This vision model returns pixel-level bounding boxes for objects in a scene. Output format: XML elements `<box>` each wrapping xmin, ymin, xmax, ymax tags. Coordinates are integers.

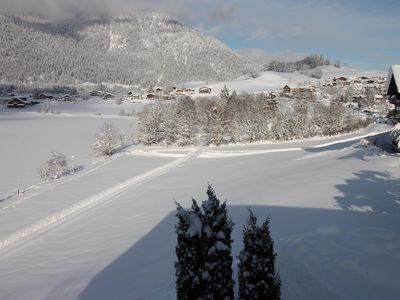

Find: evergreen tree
<box><xmin>201</xmin><ymin>185</ymin><xmax>235</xmax><ymax>299</ymax></box>
<box><xmin>238</xmin><ymin>210</ymin><xmax>281</xmax><ymax>300</ymax></box>
<box><xmin>175</xmin><ymin>200</ymin><xmax>205</xmax><ymax>300</ymax></box>
<box><xmin>175</xmin><ymin>185</ymin><xmax>235</xmax><ymax>300</ymax></box>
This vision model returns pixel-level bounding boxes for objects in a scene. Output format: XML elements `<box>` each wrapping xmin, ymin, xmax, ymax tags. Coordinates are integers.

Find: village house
<box><xmin>90</xmin><ymin>90</ymin><xmax>102</xmax><ymax>97</ymax></box>
<box><xmin>184</xmin><ymin>88</ymin><xmax>195</xmax><ymax>94</ymax></box>
<box><xmin>38</xmin><ymin>93</ymin><xmax>54</xmax><ymax>100</ymax></box>
<box><xmin>7</xmin><ymin>97</ymin><xmax>31</xmax><ymax>108</ymax></box>
<box><xmin>282</xmin><ymin>85</ymin><xmax>291</xmax><ymax>94</ymax></box>
<box><xmin>162</xmin><ymin>94</ymin><xmax>176</xmax><ymax>100</ymax></box>
<box><xmin>146</xmin><ymin>93</ymin><xmax>156</xmax><ymax>100</ymax></box>
<box><xmin>199</xmin><ymin>86</ymin><xmax>212</xmax><ymax>94</ymax></box>
<box><xmin>268</xmin><ymin>92</ymin><xmax>277</xmax><ymax>99</ymax></box>
<box><xmin>175</xmin><ymin>88</ymin><xmax>185</xmax><ymax>95</ymax></box>
<box><xmin>103</xmin><ymin>93</ymin><xmax>115</xmax><ymax>100</ymax></box>
<box><xmin>61</xmin><ymin>94</ymin><xmax>74</xmax><ymax>102</ymax></box>
<box><xmin>128</xmin><ymin>94</ymin><xmax>141</xmax><ymax>101</ymax></box>
<box><xmin>336</xmin><ymin>76</ymin><xmax>348</xmax><ymax>81</ymax></box>
<box><xmin>291</xmin><ymin>87</ymin><xmax>316</xmax><ymax>100</ymax></box>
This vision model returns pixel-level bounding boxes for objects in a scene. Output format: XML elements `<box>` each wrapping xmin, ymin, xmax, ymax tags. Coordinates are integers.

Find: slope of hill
<box><xmin>186</xmin><ymin>66</ymin><xmax>387</xmax><ymax>96</ymax></box>
<box><xmin>0</xmin><ymin>12</ymin><xmax>257</xmax><ymax>86</ymax></box>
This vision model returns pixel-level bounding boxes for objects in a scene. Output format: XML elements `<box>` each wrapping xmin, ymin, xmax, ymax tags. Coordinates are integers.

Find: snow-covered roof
<box><xmin>8</xmin><ymin>97</ymin><xmax>31</xmax><ymax>104</ymax></box>
<box><xmin>387</xmin><ymin>65</ymin><xmax>400</xmax><ymax>95</ymax></box>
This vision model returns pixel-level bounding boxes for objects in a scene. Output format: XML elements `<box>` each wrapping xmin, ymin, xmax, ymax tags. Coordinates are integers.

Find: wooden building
<box><xmin>184</xmin><ymin>88</ymin><xmax>195</xmax><ymax>94</ymax></box>
<box><xmin>7</xmin><ymin>97</ymin><xmax>31</xmax><ymax>108</ymax></box>
<box><xmin>199</xmin><ymin>87</ymin><xmax>212</xmax><ymax>94</ymax></box>
<box><xmin>387</xmin><ymin>65</ymin><xmax>400</xmax><ymax>119</ymax></box>
<box><xmin>282</xmin><ymin>85</ymin><xmax>291</xmax><ymax>94</ymax></box>
<box><xmin>103</xmin><ymin>93</ymin><xmax>115</xmax><ymax>100</ymax></box>
<box><xmin>146</xmin><ymin>93</ymin><xmax>156</xmax><ymax>100</ymax></box>
<box><xmin>90</xmin><ymin>90</ymin><xmax>102</xmax><ymax>97</ymax></box>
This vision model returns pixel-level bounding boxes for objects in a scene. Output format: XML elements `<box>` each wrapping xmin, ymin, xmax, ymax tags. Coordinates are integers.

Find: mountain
<box><xmin>0</xmin><ymin>12</ymin><xmax>258</xmax><ymax>87</ymax></box>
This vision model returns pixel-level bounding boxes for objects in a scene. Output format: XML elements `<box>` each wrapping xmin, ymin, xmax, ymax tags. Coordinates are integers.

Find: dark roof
<box><xmin>387</xmin><ymin>65</ymin><xmax>400</xmax><ymax>95</ymax></box>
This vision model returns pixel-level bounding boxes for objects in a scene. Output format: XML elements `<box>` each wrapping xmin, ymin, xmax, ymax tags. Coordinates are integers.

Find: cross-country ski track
<box><xmin>0</xmin><ymin>147</ymin><xmax>201</xmax><ymax>252</ymax></box>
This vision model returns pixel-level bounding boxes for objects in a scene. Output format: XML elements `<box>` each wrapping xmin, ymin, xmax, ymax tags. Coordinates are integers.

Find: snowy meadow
<box><xmin>0</xmin><ymin>74</ymin><xmax>399</xmax><ymax>300</ymax></box>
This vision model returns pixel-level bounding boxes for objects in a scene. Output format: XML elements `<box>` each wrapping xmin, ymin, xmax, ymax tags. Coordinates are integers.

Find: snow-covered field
<box><xmin>0</xmin><ymin>96</ymin><xmax>399</xmax><ymax>299</ymax></box>
<box><xmin>0</xmin><ymin>99</ymin><xmax>140</xmax><ymax>200</ymax></box>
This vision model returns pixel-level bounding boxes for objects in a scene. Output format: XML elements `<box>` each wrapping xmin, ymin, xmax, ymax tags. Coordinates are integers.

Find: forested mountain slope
<box><xmin>0</xmin><ymin>12</ymin><xmax>257</xmax><ymax>86</ymax></box>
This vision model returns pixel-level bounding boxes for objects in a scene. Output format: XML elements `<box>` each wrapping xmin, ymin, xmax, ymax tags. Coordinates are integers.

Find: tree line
<box><xmin>137</xmin><ymin>89</ymin><xmax>370</xmax><ymax>146</ymax></box>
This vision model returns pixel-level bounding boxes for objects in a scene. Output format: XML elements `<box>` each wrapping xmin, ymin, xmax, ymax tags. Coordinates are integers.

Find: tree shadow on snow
<box><xmin>334</xmin><ymin>170</ymin><xmax>400</xmax><ymax>215</ymax></box>
<box><xmin>78</xmin><ymin>202</ymin><xmax>400</xmax><ymax>300</ymax></box>
<box><xmin>303</xmin><ymin>132</ymin><xmax>398</xmax><ymax>161</ymax></box>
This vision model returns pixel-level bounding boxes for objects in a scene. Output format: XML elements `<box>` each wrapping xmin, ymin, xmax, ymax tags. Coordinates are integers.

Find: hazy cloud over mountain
<box><xmin>237</xmin><ymin>48</ymin><xmax>309</xmax><ymax>64</ymax></box>
<box><xmin>0</xmin><ymin>0</ymin><xmax>192</xmax><ymax>19</ymax></box>
<box><xmin>0</xmin><ymin>0</ymin><xmax>399</xmax><ymax>69</ymax></box>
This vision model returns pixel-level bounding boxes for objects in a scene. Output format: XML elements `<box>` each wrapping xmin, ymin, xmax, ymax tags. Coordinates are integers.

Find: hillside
<box><xmin>185</xmin><ymin>66</ymin><xmax>387</xmax><ymax>96</ymax></box>
<box><xmin>0</xmin><ymin>12</ymin><xmax>257</xmax><ymax>86</ymax></box>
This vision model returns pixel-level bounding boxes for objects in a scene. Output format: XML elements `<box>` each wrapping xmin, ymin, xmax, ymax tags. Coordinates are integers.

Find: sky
<box><xmin>0</xmin><ymin>0</ymin><xmax>399</xmax><ymax>70</ymax></box>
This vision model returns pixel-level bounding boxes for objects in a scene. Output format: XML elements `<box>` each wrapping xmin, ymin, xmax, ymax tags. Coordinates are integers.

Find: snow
<box><xmin>0</xmin><ymin>86</ymin><xmax>399</xmax><ymax>299</ymax></box>
<box><xmin>187</xmin><ymin>213</ymin><xmax>203</xmax><ymax>237</ymax></box>
<box><xmin>185</xmin><ymin>66</ymin><xmax>386</xmax><ymax>96</ymax></box>
<box><xmin>315</xmin><ymin>65</ymin><xmax>386</xmax><ymax>80</ymax></box>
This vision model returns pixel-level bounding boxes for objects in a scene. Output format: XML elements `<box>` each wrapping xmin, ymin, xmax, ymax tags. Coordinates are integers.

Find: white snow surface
<box><xmin>185</xmin><ymin>66</ymin><xmax>386</xmax><ymax>96</ymax></box>
<box><xmin>0</xmin><ymin>95</ymin><xmax>399</xmax><ymax>300</ymax></box>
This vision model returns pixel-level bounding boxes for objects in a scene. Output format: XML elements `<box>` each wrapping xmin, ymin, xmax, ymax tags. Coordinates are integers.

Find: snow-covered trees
<box><xmin>204</xmin><ymin>100</ymin><xmax>229</xmax><ymax>145</ymax></box>
<box><xmin>175</xmin><ymin>201</ymin><xmax>205</xmax><ymax>300</ymax></box>
<box><xmin>138</xmin><ymin>98</ymin><xmax>196</xmax><ymax>146</ymax></box>
<box><xmin>137</xmin><ymin>92</ymin><xmax>369</xmax><ymax>147</ymax></box>
<box><xmin>39</xmin><ymin>152</ymin><xmax>70</xmax><ymax>181</ymax></box>
<box><xmin>201</xmin><ymin>185</ymin><xmax>235</xmax><ymax>299</ymax></box>
<box><xmin>265</xmin><ymin>54</ymin><xmax>330</xmax><ymax>74</ymax></box>
<box><xmin>175</xmin><ymin>185</ymin><xmax>234</xmax><ymax>300</ymax></box>
<box><xmin>238</xmin><ymin>210</ymin><xmax>281</xmax><ymax>300</ymax></box>
<box><xmin>176</xmin><ymin>96</ymin><xmax>197</xmax><ymax>146</ymax></box>
<box><xmin>138</xmin><ymin>102</ymin><xmax>178</xmax><ymax>146</ymax></box>
<box><xmin>220</xmin><ymin>85</ymin><xmax>230</xmax><ymax>100</ymax></box>
<box><xmin>92</xmin><ymin>121</ymin><xmax>118</xmax><ymax>157</ymax></box>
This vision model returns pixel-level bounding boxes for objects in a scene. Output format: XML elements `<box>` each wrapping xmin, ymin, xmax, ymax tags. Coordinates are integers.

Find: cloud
<box><xmin>207</xmin><ymin>1</ymin><xmax>235</xmax><ymax>23</ymax></box>
<box><xmin>0</xmin><ymin>0</ymin><xmax>398</xmax><ymax>69</ymax></box>
<box><xmin>237</xmin><ymin>48</ymin><xmax>309</xmax><ymax>63</ymax></box>
<box><xmin>0</xmin><ymin>0</ymin><xmax>192</xmax><ymax>19</ymax></box>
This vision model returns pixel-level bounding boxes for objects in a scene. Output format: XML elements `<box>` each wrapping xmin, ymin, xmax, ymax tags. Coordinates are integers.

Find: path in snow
<box><xmin>0</xmin><ymin>147</ymin><xmax>201</xmax><ymax>252</ymax></box>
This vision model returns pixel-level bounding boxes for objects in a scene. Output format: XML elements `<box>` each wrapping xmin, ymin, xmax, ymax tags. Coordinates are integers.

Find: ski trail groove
<box><xmin>0</xmin><ymin>152</ymin><xmax>121</xmax><ymax>211</ymax></box>
<box><xmin>0</xmin><ymin>147</ymin><xmax>201</xmax><ymax>252</ymax></box>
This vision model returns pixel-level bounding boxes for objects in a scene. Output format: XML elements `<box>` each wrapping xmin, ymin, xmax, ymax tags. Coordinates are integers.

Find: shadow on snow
<box><xmin>78</xmin><ymin>169</ymin><xmax>400</xmax><ymax>300</ymax></box>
